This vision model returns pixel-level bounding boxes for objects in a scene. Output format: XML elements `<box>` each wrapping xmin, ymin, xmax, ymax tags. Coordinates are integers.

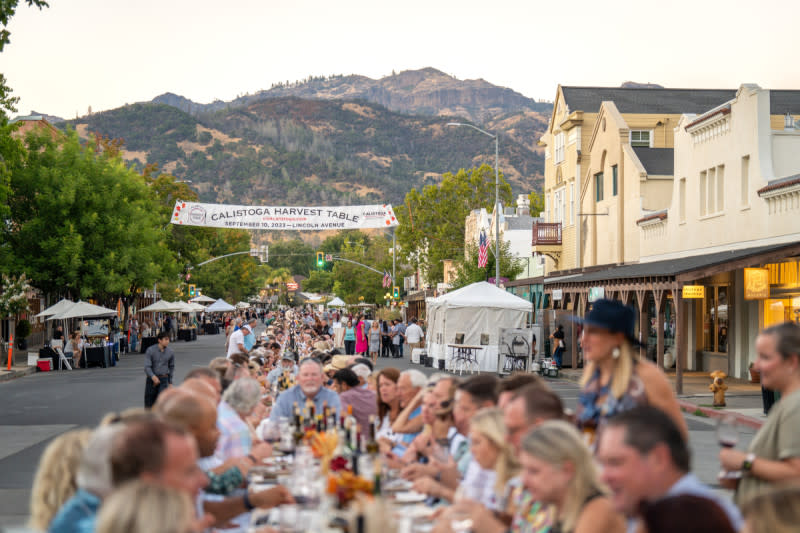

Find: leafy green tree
<box><xmin>265</xmin><ymin>239</ymin><xmax>315</xmax><ymax>277</ymax></box>
<box><xmin>187</xmin><ymin>229</ymin><xmax>262</xmax><ymax>303</ymax></box>
<box><xmin>4</xmin><ymin>129</ymin><xmax>171</xmax><ymax>303</ymax></box>
<box><xmin>395</xmin><ymin>164</ymin><xmax>512</xmax><ymax>285</ymax></box>
<box><xmin>528</xmin><ymin>190</ymin><xmax>544</xmax><ymax>217</ymax></box>
<box><xmin>451</xmin><ymin>240</ymin><xmax>524</xmax><ymax>289</ymax></box>
<box><xmin>302</xmin><ymin>270</ymin><xmax>334</xmax><ymax>293</ymax></box>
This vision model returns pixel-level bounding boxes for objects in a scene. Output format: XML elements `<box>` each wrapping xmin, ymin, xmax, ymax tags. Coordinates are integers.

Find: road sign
<box><xmin>325</xmin><ymin>254</ymin><xmax>333</xmax><ymax>262</ymax></box>
<box><xmin>286</xmin><ymin>282</ymin><xmax>299</xmax><ymax>291</ymax></box>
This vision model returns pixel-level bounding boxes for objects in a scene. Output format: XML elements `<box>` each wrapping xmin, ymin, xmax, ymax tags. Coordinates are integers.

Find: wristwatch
<box><xmin>742</xmin><ymin>453</ymin><xmax>756</xmax><ymax>472</ymax></box>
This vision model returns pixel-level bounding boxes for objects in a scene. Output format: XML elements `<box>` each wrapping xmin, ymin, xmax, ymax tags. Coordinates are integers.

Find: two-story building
<box><xmin>539</xmin><ymin>84</ymin><xmax>800</xmax><ymax>384</ymax></box>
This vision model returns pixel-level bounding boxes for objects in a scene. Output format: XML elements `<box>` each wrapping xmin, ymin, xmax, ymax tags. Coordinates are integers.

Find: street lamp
<box><xmin>447</xmin><ymin>122</ymin><xmax>500</xmax><ymax>287</ymax></box>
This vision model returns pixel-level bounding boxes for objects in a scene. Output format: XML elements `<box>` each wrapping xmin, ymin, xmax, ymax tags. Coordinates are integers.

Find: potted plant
<box><xmin>749</xmin><ymin>361</ymin><xmax>760</xmax><ymax>384</ymax></box>
<box><xmin>15</xmin><ymin>319</ymin><xmax>31</xmax><ymax>350</ymax></box>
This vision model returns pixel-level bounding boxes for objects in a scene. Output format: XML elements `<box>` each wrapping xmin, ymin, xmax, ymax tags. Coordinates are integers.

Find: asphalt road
<box><xmin>0</xmin><ymin>330</ymin><xmax>752</xmax><ymax>528</ymax></box>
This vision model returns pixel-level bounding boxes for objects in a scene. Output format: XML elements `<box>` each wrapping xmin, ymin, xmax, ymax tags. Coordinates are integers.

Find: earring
<box><xmin>612</xmin><ymin>347</ymin><xmax>621</xmax><ymax>359</ymax></box>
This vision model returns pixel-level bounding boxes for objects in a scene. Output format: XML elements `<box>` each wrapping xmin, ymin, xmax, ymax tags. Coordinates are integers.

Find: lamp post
<box><xmin>447</xmin><ymin>122</ymin><xmax>500</xmax><ymax>287</ymax></box>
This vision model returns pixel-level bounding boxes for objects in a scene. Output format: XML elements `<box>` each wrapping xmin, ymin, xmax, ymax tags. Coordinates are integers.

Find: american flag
<box><xmin>478</xmin><ymin>230</ymin><xmax>488</xmax><ymax>267</ymax></box>
<box><xmin>382</xmin><ymin>270</ymin><xmax>392</xmax><ymax>288</ymax></box>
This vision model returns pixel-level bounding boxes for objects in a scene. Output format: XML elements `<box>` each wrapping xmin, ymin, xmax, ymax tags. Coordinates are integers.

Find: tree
<box><xmin>395</xmin><ymin>164</ymin><xmax>513</xmax><ymax>285</ymax></box>
<box><xmin>528</xmin><ymin>190</ymin><xmax>544</xmax><ymax>217</ymax></box>
<box><xmin>4</xmin><ymin>129</ymin><xmax>171</xmax><ymax>302</ymax></box>
<box><xmin>450</xmin><ymin>240</ymin><xmax>524</xmax><ymax>289</ymax></box>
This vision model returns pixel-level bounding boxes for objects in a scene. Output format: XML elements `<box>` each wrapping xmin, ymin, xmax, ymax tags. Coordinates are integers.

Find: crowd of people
<box><xmin>25</xmin><ymin>300</ymin><xmax>800</xmax><ymax>533</ymax></box>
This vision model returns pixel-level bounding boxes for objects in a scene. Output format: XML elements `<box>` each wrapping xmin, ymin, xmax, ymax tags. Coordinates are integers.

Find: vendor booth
<box><xmin>425</xmin><ymin>282</ymin><xmax>532</xmax><ymax>372</ymax></box>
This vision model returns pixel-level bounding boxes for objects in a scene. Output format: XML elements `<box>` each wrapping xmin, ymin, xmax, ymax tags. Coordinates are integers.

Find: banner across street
<box><xmin>171</xmin><ymin>201</ymin><xmax>399</xmax><ymax>230</ymax></box>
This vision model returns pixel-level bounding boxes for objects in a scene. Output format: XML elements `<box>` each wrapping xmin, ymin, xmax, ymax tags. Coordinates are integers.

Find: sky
<box><xmin>3</xmin><ymin>0</ymin><xmax>798</xmax><ymax>119</ymax></box>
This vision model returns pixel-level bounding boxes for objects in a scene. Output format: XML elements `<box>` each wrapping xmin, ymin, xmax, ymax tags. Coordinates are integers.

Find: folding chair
<box><xmin>51</xmin><ymin>340</ymin><xmax>73</xmax><ymax>371</ymax></box>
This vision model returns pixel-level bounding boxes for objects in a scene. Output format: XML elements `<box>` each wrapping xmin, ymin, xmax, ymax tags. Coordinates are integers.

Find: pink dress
<box><xmin>355</xmin><ymin>320</ymin><xmax>368</xmax><ymax>354</ymax></box>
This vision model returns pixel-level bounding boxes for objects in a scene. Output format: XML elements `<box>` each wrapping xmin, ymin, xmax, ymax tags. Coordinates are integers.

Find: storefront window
<box><xmin>703</xmin><ymin>285</ymin><xmax>728</xmax><ymax>353</ymax></box>
<box><xmin>764</xmin><ymin>298</ymin><xmax>800</xmax><ymax>326</ymax></box>
<box><xmin>703</xmin><ymin>286</ymin><xmax>728</xmax><ymax>353</ymax></box>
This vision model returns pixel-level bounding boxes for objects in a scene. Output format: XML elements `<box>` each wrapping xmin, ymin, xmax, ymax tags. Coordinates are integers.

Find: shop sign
<box><xmin>552</xmin><ymin>289</ymin><xmax>563</xmax><ymax>301</ymax></box>
<box><xmin>588</xmin><ymin>287</ymin><xmax>605</xmax><ymax>303</ymax></box>
<box><xmin>744</xmin><ymin>268</ymin><xmax>770</xmax><ymax>300</ymax></box>
<box><xmin>682</xmin><ymin>285</ymin><xmax>705</xmax><ymax>299</ymax></box>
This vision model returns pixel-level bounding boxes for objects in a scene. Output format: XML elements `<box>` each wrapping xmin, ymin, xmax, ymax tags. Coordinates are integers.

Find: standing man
<box><xmin>129</xmin><ymin>315</ymin><xmax>140</xmax><ymax>352</ymax></box>
<box><xmin>550</xmin><ymin>324</ymin><xmax>565</xmax><ymax>369</ymax></box>
<box><xmin>395</xmin><ymin>319</ymin><xmax>407</xmax><ymax>358</ymax></box>
<box><xmin>144</xmin><ymin>331</ymin><xmax>174</xmax><ymax>408</ymax></box>
<box><xmin>405</xmin><ymin>318</ymin><xmax>424</xmax><ymax>356</ymax></box>
<box><xmin>226</xmin><ymin>323</ymin><xmax>249</xmax><ymax>359</ymax></box>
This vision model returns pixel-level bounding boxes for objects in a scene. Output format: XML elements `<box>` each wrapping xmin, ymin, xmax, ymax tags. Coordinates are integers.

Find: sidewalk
<box><xmin>0</xmin><ymin>365</ymin><xmax>36</xmax><ymax>382</ymax></box>
<box><xmin>558</xmin><ymin>368</ymin><xmax>766</xmax><ymax>429</ymax></box>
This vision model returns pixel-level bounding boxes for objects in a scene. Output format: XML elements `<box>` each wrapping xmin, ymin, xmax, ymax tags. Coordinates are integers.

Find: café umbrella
<box><xmin>190</xmin><ymin>294</ymin><xmax>215</xmax><ymax>304</ymax></box>
<box><xmin>205</xmin><ymin>299</ymin><xmax>236</xmax><ymax>313</ymax></box>
<box><xmin>35</xmin><ymin>298</ymin><xmax>76</xmax><ymax>318</ymax></box>
<box><xmin>48</xmin><ymin>301</ymin><xmax>118</xmax><ymax>320</ymax></box>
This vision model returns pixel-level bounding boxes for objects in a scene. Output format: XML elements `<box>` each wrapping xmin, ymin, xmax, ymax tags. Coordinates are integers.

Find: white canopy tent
<box><xmin>327</xmin><ymin>296</ymin><xmax>346</xmax><ymax>307</ymax></box>
<box><xmin>190</xmin><ymin>295</ymin><xmax>216</xmax><ymax>304</ymax></box>
<box><xmin>206</xmin><ymin>299</ymin><xmax>236</xmax><ymax>313</ymax></box>
<box><xmin>35</xmin><ymin>298</ymin><xmax>75</xmax><ymax>318</ymax></box>
<box><xmin>235</xmin><ymin>301</ymin><xmax>251</xmax><ymax>309</ymax></box>
<box><xmin>425</xmin><ymin>282</ymin><xmax>532</xmax><ymax>372</ymax></box>
<box><xmin>139</xmin><ymin>300</ymin><xmax>181</xmax><ymax>313</ymax></box>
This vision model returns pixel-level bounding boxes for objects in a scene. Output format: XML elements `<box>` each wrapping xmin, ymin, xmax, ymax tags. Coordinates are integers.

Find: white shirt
<box><xmin>405</xmin><ymin>323</ymin><xmax>424</xmax><ymax>344</ymax></box>
<box><xmin>226</xmin><ymin>329</ymin><xmax>246</xmax><ymax>358</ymax></box>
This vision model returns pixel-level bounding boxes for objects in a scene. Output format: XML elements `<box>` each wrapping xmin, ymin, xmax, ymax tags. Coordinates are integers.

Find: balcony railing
<box><xmin>532</xmin><ymin>222</ymin><xmax>562</xmax><ymax>246</ymax></box>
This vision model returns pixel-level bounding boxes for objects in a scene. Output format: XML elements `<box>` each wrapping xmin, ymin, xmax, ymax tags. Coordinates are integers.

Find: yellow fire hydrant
<box><xmin>709</xmin><ymin>370</ymin><xmax>728</xmax><ymax>407</ymax></box>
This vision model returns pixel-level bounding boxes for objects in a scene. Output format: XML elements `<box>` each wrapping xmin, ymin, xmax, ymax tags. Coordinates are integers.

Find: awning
<box><xmin>544</xmin><ymin>241</ymin><xmax>800</xmax><ymax>288</ymax></box>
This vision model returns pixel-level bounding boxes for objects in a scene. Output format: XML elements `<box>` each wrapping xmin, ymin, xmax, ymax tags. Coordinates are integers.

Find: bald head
<box><xmin>182</xmin><ymin>378</ymin><xmax>220</xmax><ymax>404</ymax></box>
<box><xmin>155</xmin><ymin>389</ymin><xmax>219</xmax><ymax>458</ymax></box>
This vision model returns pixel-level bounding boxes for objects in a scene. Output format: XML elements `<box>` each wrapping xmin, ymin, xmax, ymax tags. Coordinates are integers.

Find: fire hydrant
<box><xmin>709</xmin><ymin>370</ymin><xmax>728</xmax><ymax>407</ymax></box>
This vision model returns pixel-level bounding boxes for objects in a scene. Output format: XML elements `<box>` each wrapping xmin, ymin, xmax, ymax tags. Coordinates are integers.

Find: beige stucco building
<box><xmin>536</xmin><ymin>86</ymin><xmax>735</xmax><ymax>274</ymax></box>
<box><xmin>538</xmin><ymin>84</ymin><xmax>800</xmax><ymax>383</ymax></box>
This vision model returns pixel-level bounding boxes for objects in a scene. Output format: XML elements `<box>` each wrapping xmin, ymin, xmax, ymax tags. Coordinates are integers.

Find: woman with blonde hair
<box><xmin>468</xmin><ymin>407</ymin><xmax>520</xmax><ymax>511</ymax></box>
<box><xmin>28</xmin><ymin>429</ymin><xmax>92</xmax><ymax>531</ymax></box>
<box><xmin>95</xmin><ymin>480</ymin><xmax>211</xmax><ymax>533</ymax></box>
<box><xmin>575</xmin><ymin>299</ymin><xmax>686</xmax><ymax>443</ymax></box>
<box><xmin>519</xmin><ymin>420</ymin><xmax>624</xmax><ymax>533</ymax></box>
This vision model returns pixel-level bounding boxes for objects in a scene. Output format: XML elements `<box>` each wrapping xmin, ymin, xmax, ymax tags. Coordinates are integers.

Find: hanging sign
<box><xmin>682</xmin><ymin>285</ymin><xmax>705</xmax><ymax>299</ymax></box>
<box><xmin>588</xmin><ymin>287</ymin><xmax>605</xmax><ymax>303</ymax></box>
<box><xmin>744</xmin><ymin>268</ymin><xmax>770</xmax><ymax>300</ymax></box>
<box><xmin>171</xmin><ymin>201</ymin><xmax>398</xmax><ymax>230</ymax></box>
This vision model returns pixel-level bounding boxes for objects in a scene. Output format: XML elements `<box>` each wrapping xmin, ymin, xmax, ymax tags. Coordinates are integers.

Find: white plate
<box><xmin>394</xmin><ymin>491</ymin><xmax>427</xmax><ymax>503</ymax></box>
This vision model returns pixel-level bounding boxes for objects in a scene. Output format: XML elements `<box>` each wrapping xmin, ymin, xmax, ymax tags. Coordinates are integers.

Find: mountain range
<box><xmin>56</xmin><ymin>68</ymin><xmax>552</xmax><ymax>206</ymax></box>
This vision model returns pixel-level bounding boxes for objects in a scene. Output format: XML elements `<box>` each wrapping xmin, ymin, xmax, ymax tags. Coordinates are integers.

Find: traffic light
<box><xmin>188</xmin><ymin>284</ymin><xmax>196</xmax><ymax>297</ymax></box>
<box><xmin>393</xmin><ymin>286</ymin><xmax>400</xmax><ymax>299</ymax></box>
<box><xmin>316</xmin><ymin>251</ymin><xmax>324</xmax><ymax>268</ymax></box>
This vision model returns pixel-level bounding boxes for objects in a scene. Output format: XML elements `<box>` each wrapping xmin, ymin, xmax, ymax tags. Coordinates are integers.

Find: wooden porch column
<box><xmin>673</xmin><ymin>285</ymin><xmax>684</xmax><ymax>395</ymax></box>
<box><xmin>654</xmin><ymin>289</ymin><xmax>665</xmax><ymax>370</ymax></box>
<box><xmin>635</xmin><ymin>288</ymin><xmax>647</xmax><ymax>360</ymax></box>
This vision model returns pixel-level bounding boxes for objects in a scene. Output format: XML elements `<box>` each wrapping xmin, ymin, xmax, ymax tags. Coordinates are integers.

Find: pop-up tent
<box><xmin>206</xmin><ymin>299</ymin><xmax>236</xmax><ymax>313</ymax></box>
<box><xmin>327</xmin><ymin>296</ymin><xmax>346</xmax><ymax>307</ymax></box>
<box><xmin>425</xmin><ymin>282</ymin><xmax>532</xmax><ymax>372</ymax></box>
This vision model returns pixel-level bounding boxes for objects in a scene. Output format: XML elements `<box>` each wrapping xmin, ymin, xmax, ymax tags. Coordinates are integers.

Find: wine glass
<box><xmin>716</xmin><ymin>414</ymin><xmax>739</xmax><ymax>449</ymax></box>
<box><xmin>717</xmin><ymin>414</ymin><xmax>741</xmax><ymax>479</ymax></box>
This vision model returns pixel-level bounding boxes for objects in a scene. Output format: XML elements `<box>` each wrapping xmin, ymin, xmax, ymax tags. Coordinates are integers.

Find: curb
<box><xmin>0</xmin><ymin>366</ymin><xmax>37</xmax><ymax>382</ymax></box>
<box><xmin>555</xmin><ymin>375</ymin><xmax>765</xmax><ymax>430</ymax></box>
<box><xmin>677</xmin><ymin>399</ymin><xmax>764</xmax><ymax>430</ymax></box>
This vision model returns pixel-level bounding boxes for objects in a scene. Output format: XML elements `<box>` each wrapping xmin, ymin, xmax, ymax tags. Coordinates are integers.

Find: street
<box><xmin>0</xmin><ymin>330</ymin><xmax>752</xmax><ymax>527</ymax></box>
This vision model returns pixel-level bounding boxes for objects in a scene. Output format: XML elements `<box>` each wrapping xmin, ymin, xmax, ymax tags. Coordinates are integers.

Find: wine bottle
<box><xmin>293</xmin><ymin>405</ymin><xmax>305</xmax><ymax>446</ymax></box>
<box><xmin>365</xmin><ymin>415</ymin><xmax>380</xmax><ymax>456</ymax></box>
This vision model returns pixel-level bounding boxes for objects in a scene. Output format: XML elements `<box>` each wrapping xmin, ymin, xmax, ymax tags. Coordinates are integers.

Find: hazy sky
<box><xmin>3</xmin><ymin>0</ymin><xmax>797</xmax><ymax>118</ymax></box>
